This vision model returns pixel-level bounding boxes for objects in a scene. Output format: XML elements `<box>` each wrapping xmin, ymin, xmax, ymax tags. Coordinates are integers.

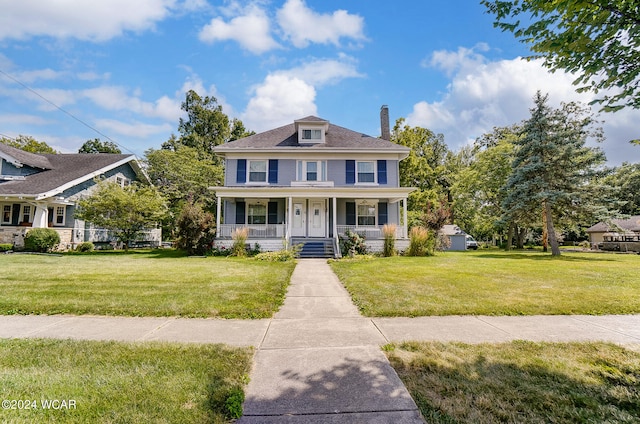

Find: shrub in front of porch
<box><xmin>382</xmin><ymin>224</ymin><xmax>397</xmax><ymax>257</ymax></box>
<box><xmin>231</xmin><ymin>227</ymin><xmax>249</xmax><ymax>257</ymax></box>
<box><xmin>23</xmin><ymin>228</ymin><xmax>61</xmax><ymax>253</ymax></box>
<box><xmin>340</xmin><ymin>229</ymin><xmax>368</xmax><ymax>257</ymax></box>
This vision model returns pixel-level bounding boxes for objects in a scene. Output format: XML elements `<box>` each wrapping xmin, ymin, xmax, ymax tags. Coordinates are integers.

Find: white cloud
<box><xmin>242</xmin><ymin>57</ymin><xmax>364</xmax><ymax>131</ymax></box>
<box><xmin>242</xmin><ymin>74</ymin><xmax>317</xmax><ymax>132</ymax></box>
<box><xmin>95</xmin><ymin>118</ymin><xmax>173</xmax><ymax>138</ymax></box>
<box><xmin>199</xmin><ymin>4</ymin><xmax>279</xmax><ymax>54</ymax></box>
<box><xmin>408</xmin><ymin>47</ymin><xmax>640</xmax><ymax>165</ymax></box>
<box><xmin>276</xmin><ymin>0</ymin><xmax>366</xmax><ymax>48</ymax></box>
<box><xmin>0</xmin><ymin>0</ymin><xmax>177</xmax><ymax>41</ymax></box>
<box><xmin>0</xmin><ymin>114</ymin><xmax>52</xmax><ymax>126</ymax></box>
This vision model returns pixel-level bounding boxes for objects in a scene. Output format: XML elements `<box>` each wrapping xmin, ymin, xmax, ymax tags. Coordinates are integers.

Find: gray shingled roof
<box><xmin>0</xmin><ymin>150</ymin><xmax>137</xmax><ymax>197</ymax></box>
<box><xmin>215</xmin><ymin>117</ymin><xmax>409</xmax><ymax>152</ymax></box>
<box><xmin>586</xmin><ymin>216</ymin><xmax>640</xmax><ymax>233</ymax></box>
<box><xmin>0</xmin><ymin>142</ymin><xmax>52</xmax><ymax>169</ymax></box>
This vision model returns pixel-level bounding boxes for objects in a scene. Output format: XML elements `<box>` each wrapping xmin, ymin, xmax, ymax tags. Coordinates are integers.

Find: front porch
<box><xmin>213</xmin><ymin>186</ymin><xmax>413</xmax><ymax>256</ymax></box>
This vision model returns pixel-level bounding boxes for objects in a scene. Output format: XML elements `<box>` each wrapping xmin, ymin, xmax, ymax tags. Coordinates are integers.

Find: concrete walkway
<box><xmin>2</xmin><ymin>259</ymin><xmax>640</xmax><ymax>422</ymax></box>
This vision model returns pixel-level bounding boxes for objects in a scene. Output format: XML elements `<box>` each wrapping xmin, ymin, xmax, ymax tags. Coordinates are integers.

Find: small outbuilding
<box><xmin>440</xmin><ymin>224</ymin><xmax>468</xmax><ymax>251</ymax></box>
<box><xmin>586</xmin><ymin>216</ymin><xmax>640</xmax><ymax>245</ymax></box>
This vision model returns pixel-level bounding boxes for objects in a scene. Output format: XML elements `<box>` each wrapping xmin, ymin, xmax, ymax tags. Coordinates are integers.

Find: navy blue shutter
<box><xmin>377</xmin><ymin>160</ymin><xmax>387</xmax><ymax>184</ymax></box>
<box><xmin>268</xmin><ymin>160</ymin><xmax>278</xmax><ymax>184</ymax></box>
<box><xmin>236</xmin><ymin>159</ymin><xmax>246</xmax><ymax>183</ymax></box>
<box><xmin>235</xmin><ymin>201</ymin><xmax>245</xmax><ymax>224</ymax></box>
<box><xmin>346</xmin><ymin>202</ymin><xmax>356</xmax><ymax>225</ymax></box>
<box><xmin>346</xmin><ymin>160</ymin><xmax>356</xmax><ymax>184</ymax></box>
<box><xmin>268</xmin><ymin>201</ymin><xmax>278</xmax><ymax>224</ymax></box>
<box><xmin>378</xmin><ymin>202</ymin><xmax>388</xmax><ymax>225</ymax></box>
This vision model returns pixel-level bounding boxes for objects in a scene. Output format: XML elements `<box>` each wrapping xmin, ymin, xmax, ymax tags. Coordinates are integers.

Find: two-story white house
<box><xmin>212</xmin><ymin>107</ymin><xmax>414</xmax><ymax>257</ymax></box>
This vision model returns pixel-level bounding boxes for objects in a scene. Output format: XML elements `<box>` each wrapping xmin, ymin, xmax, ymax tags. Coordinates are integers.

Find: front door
<box><xmin>308</xmin><ymin>200</ymin><xmax>326</xmax><ymax>237</ymax></box>
<box><xmin>291</xmin><ymin>202</ymin><xmax>305</xmax><ymax>237</ymax></box>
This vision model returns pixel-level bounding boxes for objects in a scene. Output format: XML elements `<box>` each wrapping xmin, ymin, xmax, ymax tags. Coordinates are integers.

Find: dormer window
<box><xmin>295</xmin><ymin>118</ymin><xmax>329</xmax><ymax>144</ymax></box>
<box><xmin>302</xmin><ymin>129</ymin><xmax>322</xmax><ymax>141</ymax></box>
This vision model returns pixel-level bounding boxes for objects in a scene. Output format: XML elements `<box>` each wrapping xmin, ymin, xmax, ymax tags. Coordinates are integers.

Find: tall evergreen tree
<box><xmin>502</xmin><ymin>92</ymin><xmax>607</xmax><ymax>256</ymax></box>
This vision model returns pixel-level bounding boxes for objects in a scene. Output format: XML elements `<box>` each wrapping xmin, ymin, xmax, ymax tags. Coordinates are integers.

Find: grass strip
<box><xmin>330</xmin><ymin>251</ymin><xmax>640</xmax><ymax>316</ymax></box>
<box><xmin>386</xmin><ymin>341</ymin><xmax>640</xmax><ymax>423</ymax></box>
<box><xmin>0</xmin><ymin>250</ymin><xmax>296</xmax><ymax>318</ymax></box>
<box><xmin>0</xmin><ymin>338</ymin><xmax>252</xmax><ymax>423</ymax></box>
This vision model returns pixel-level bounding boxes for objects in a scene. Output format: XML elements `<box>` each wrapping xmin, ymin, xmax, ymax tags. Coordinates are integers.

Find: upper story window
<box><xmin>297</xmin><ymin>161</ymin><xmax>326</xmax><ymax>182</ymax></box>
<box><xmin>295</xmin><ymin>119</ymin><xmax>328</xmax><ymax>144</ymax></box>
<box><xmin>357</xmin><ymin>161</ymin><xmax>376</xmax><ymax>183</ymax></box>
<box><xmin>115</xmin><ymin>175</ymin><xmax>131</xmax><ymax>187</ymax></box>
<box><xmin>249</xmin><ymin>160</ymin><xmax>267</xmax><ymax>182</ymax></box>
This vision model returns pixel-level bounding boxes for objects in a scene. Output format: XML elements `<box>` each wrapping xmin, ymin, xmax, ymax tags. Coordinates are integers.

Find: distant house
<box><xmin>0</xmin><ymin>142</ymin><xmax>159</xmax><ymax>249</ymax></box>
<box><xmin>211</xmin><ymin>107</ymin><xmax>415</xmax><ymax>257</ymax></box>
<box><xmin>586</xmin><ymin>216</ymin><xmax>640</xmax><ymax>245</ymax></box>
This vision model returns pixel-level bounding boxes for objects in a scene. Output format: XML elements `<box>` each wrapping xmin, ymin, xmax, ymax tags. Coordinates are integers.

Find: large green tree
<box><xmin>502</xmin><ymin>92</ymin><xmax>607</xmax><ymax>256</ymax></box>
<box><xmin>391</xmin><ymin>118</ymin><xmax>452</xmax><ymax>214</ymax></box>
<box><xmin>1</xmin><ymin>135</ymin><xmax>57</xmax><ymax>154</ymax></box>
<box><xmin>452</xmin><ymin>126</ymin><xmax>519</xmax><ymax>242</ymax></box>
<box><xmin>482</xmin><ymin>0</ymin><xmax>640</xmax><ymax>112</ymax></box>
<box><xmin>75</xmin><ymin>182</ymin><xmax>166</xmax><ymax>252</ymax></box>
<box><xmin>78</xmin><ymin>138</ymin><xmax>122</xmax><ymax>154</ymax></box>
<box><xmin>602</xmin><ymin>162</ymin><xmax>640</xmax><ymax>215</ymax></box>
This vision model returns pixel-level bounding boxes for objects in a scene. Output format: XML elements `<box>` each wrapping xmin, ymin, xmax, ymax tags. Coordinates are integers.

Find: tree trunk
<box><xmin>544</xmin><ymin>201</ymin><xmax>561</xmax><ymax>256</ymax></box>
<box><xmin>517</xmin><ymin>227</ymin><xmax>526</xmax><ymax>249</ymax></box>
<box><xmin>506</xmin><ymin>222</ymin><xmax>514</xmax><ymax>251</ymax></box>
<box><xmin>541</xmin><ymin>202</ymin><xmax>548</xmax><ymax>252</ymax></box>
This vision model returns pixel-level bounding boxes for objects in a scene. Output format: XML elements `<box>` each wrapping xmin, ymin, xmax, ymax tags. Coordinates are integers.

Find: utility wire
<box><xmin>0</xmin><ymin>68</ymin><xmax>137</xmax><ymax>155</ymax></box>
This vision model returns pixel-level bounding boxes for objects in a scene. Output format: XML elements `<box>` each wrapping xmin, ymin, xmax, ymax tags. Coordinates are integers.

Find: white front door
<box><xmin>308</xmin><ymin>200</ymin><xmax>326</xmax><ymax>237</ymax></box>
<box><xmin>291</xmin><ymin>202</ymin><xmax>305</xmax><ymax>237</ymax></box>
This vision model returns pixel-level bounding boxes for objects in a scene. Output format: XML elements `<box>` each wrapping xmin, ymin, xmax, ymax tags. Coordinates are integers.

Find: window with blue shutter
<box><xmin>268</xmin><ymin>201</ymin><xmax>278</xmax><ymax>224</ymax></box>
<box><xmin>377</xmin><ymin>160</ymin><xmax>387</xmax><ymax>184</ymax></box>
<box><xmin>268</xmin><ymin>160</ymin><xmax>278</xmax><ymax>184</ymax></box>
<box><xmin>378</xmin><ymin>202</ymin><xmax>388</xmax><ymax>225</ymax></box>
<box><xmin>236</xmin><ymin>159</ymin><xmax>246</xmax><ymax>184</ymax></box>
<box><xmin>346</xmin><ymin>160</ymin><xmax>355</xmax><ymax>184</ymax></box>
<box><xmin>235</xmin><ymin>201</ymin><xmax>246</xmax><ymax>224</ymax></box>
<box><xmin>346</xmin><ymin>202</ymin><xmax>356</xmax><ymax>225</ymax></box>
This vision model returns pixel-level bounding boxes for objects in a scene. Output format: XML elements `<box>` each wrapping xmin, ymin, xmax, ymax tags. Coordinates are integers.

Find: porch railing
<box><xmin>336</xmin><ymin>225</ymin><xmax>407</xmax><ymax>239</ymax></box>
<box><xmin>218</xmin><ymin>224</ymin><xmax>286</xmax><ymax>239</ymax></box>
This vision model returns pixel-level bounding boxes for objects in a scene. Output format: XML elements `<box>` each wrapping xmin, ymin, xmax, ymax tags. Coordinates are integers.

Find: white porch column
<box><xmin>287</xmin><ymin>197</ymin><xmax>293</xmax><ymax>242</ymax></box>
<box><xmin>403</xmin><ymin>197</ymin><xmax>408</xmax><ymax>239</ymax></box>
<box><xmin>332</xmin><ymin>197</ymin><xmax>337</xmax><ymax>238</ymax></box>
<box><xmin>215</xmin><ymin>195</ymin><xmax>222</xmax><ymax>238</ymax></box>
<box><xmin>32</xmin><ymin>203</ymin><xmax>49</xmax><ymax>228</ymax></box>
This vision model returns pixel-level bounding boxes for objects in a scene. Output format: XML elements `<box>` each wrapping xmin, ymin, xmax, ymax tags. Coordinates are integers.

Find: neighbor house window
<box><xmin>54</xmin><ymin>206</ymin><xmax>65</xmax><ymax>225</ymax></box>
<box><xmin>115</xmin><ymin>176</ymin><xmax>131</xmax><ymax>187</ymax></box>
<box><xmin>20</xmin><ymin>205</ymin><xmax>33</xmax><ymax>224</ymax></box>
<box><xmin>357</xmin><ymin>201</ymin><xmax>376</xmax><ymax>226</ymax></box>
<box><xmin>2</xmin><ymin>205</ymin><xmax>12</xmax><ymax>224</ymax></box>
<box><xmin>297</xmin><ymin>161</ymin><xmax>327</xmax><ymax>182</ymax></box>
<box><xmin>357</xmin><ymin>161</ymin><xmax>375</xmax><ymax>183</ymax></box>
<box><xmin>248</xmin><ymin>161</ymin><xmax>267</xmax><ymax>182</ymax></box>
<box><xmin>247</xmin><ymin>204</ymin><xmax>266</xmax><ymax>224</ymax></box>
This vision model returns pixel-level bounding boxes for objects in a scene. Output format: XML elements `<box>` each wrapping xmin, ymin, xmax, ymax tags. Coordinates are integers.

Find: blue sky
<box><xmin>0</xmin><ymin>0</ymin><xmax>638</xmax><ymax>165</ymax></box>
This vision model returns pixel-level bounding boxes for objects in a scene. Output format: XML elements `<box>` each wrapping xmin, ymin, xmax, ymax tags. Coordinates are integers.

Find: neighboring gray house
<box><xmin>0</xmin><ymin>142</ymin><xmax>159</xmax><ymax>249</ymax></box>
<box><xmin>212</xmin><ymin>108</ymin><xmax>414</xmax><ymax>256</ymax></box>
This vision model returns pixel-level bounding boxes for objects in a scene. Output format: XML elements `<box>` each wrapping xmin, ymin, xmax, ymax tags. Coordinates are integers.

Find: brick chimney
<box><xmin>380</xmin><ymin>105</ymin><xmax>390</xmax><ymax>141</ymax></box>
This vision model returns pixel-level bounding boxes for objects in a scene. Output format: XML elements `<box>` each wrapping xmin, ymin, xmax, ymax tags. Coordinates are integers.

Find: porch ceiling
<box><xmin>210</xmin><ymin>186</ymin><xmax>414</xmax><ymax>202</ymax></box>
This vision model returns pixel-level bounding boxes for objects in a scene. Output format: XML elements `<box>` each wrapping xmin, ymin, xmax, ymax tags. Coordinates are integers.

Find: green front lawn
<box><xmin>330</xmin><ymin>251</ymin><xmax>640</xmax><ymax>316</ymax></box>
<box><xmin>0</xmin><ymin>338</ymin><xmax>252</xmax><ymax>423</ymax></box>
<box><xmin>0</xmin><ymin>250</ymin><xmax>295</xmax><ymax>318</ymax></box>
<box><xmin>387</xmin><ymin>341</ymin><xmax>640</xmax><ymax>423</ymax></box>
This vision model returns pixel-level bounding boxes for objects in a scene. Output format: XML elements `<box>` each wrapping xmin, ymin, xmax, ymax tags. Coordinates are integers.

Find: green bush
<box><xmin>224</xmin><ymin>387</ymin><xmax>244</xmax><ymax>419</ymax></box>
<box><xmin>174</xmin><ymin>200</ymin><xmax>216</xmax><ymax>256</ymax></box>
<box><xmin>24</xmin><ymin>228</ymin><xmax>60</xmax><ymax>253</ymax></box>
<box><xmin>254</xmin><ymin>245</ymin><xmax>299</xmax><ymax>262</ymax></box>
<box><xmin>340</xmin><ymin>229</ymin><xmax>368</xmax><ymax>257</ymax></box>
<box><xmin>231</xmin><ymin>227</ymin><xmax>249</xmax><ymax>257</ymax></box>
<box><xmin>0</xmin><ymin>243</ymin><xmax>13</xmax><ymax>252</ymax></box>
<box><xmin>75</xmin><ymin>242</ymin><xmax>95</xmax><ymax>252</ymax></box>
